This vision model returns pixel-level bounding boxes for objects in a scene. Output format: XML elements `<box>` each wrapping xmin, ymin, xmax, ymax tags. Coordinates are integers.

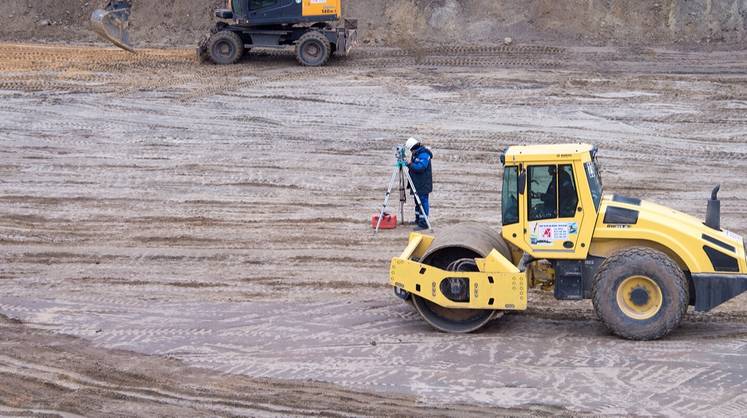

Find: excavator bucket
<box><xmin>90</xmin><ymin>1</ymin><xmax>134</xmax><ymax>52</ymax></box>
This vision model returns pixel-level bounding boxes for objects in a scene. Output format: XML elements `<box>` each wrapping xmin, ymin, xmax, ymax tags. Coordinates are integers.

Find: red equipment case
<box><xmin>371</xmin><ymin>213</ymin><xmax>397</xmax><ymax>229</ymax></box>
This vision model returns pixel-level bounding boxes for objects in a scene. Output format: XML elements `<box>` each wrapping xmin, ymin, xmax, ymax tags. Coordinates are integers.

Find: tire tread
<box><xmin>207</xmin><ymin>30</ymin><xmax>244</xmax><ymax>65</ymax></box>
<box><xmin>591</xmin><ymin>247</ymin><xmax>688</xmax><ymax>340</ymax></box>
<box><xmin>295</xmin><ymin>30</ymin><xmax>332</xmax><ymax>67</ymax></box>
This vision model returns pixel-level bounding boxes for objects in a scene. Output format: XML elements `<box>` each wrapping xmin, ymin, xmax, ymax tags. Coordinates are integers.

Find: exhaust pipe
<box><xmin>90</xmin><ymin>1</ymin><xmax>134</xmax><ymax>53</ymax></box>
<box><xmin>705</xmin><ymin>185</ymin><xmax>721</xmax><ymax>230</ymax></box>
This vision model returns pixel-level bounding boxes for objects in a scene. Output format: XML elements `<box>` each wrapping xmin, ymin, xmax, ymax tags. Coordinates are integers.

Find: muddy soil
<box><xmin>1</xmin><ymin>43</ymin><xmax>747</xmax><ymax>416</ymax></box>
<box><xmin>2</xmin><ymin>1</ymin><xmax>746</xmax><ymax>47</ymax></box>
<box><xmin>0</xmin><ymin>314</ymin><xmax>531</xmax><ymax>417</ymax></box>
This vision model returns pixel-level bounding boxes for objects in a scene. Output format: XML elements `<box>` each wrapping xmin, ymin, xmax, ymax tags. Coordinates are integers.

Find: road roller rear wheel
<box><xmin>412</xmin><ymin>223</ymin><xmax>512</xmax><ymax>333</ymax></box>
<box><xmin>592</xmin><ymin>247</ymin><xmax>688</xmax><ymax>340</ymax></box>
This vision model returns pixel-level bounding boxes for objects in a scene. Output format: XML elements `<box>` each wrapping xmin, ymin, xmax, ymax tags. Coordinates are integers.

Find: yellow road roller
<box><xmin>389</xmin><ymin>144</ymin><xmax>747</xmax><ymax>340</ymax></box>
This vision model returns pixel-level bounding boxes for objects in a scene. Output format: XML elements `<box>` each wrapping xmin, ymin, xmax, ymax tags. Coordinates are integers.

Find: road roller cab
<box><xmin>389</xmin><ymin>143</ymin><xmax>747</xmax><ymax>340</ymax></box>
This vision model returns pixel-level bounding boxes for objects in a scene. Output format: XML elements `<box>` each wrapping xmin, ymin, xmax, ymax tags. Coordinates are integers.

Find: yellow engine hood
<box><xmin>591</xmin><ymin>195</ymin><xmax>746</xmax><ymax>274</ymax></box>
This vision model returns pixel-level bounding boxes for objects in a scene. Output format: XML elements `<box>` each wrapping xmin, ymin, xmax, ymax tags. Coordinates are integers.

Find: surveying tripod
<box><xmin>374</xmin><ymin>145</ymin><xmax>433</xmax><ymax>234</ymax></box>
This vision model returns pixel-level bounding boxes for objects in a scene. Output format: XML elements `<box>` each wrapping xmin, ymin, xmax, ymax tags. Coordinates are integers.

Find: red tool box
<box><xmin>371</xmin><ymin>213</ymin><xmax>397</xmax><ymax>229</ymax></box>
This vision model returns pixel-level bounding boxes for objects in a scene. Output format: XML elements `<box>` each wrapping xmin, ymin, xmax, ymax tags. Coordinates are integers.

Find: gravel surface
<box><xmin>1</xmin><ymin>43</ymin><xmax>746</xmax><ymax>416</ymax></box>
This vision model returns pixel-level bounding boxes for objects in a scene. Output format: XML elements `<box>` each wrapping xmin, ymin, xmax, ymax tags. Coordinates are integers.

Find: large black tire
<box><xmin>295</xmin><ymin>31</ymin><xmax>332</xmax><ymax>67</ymax></box>
<box><xmin>592</xmin><ymin>247</ymin><xmax>688</xmax><ymax>340</ymax></box>
<box><xmin>207</xmin><ymin>30</ymin><xmax>244</xmax><ymax>65</ymax></box>
<box><xmin>411</xmin><ymin>223</ymin><xmax>512</xmax><ymax>333</ymax></box>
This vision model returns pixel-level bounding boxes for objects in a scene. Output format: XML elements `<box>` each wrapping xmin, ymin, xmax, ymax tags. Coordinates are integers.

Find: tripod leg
<box><xmin>403</xmin><ymin>169</ymin><xmax>433</xmax><ymax>231</ymax></box>
<box><xmin>399</xmin><ymin>167</ymin><xmax>406</xmax><ymax>225</ymax></box>
<box><xmin>374</xmin><ymin>168</ymin><xmax>401</xmax><ymax>234</ymax></box>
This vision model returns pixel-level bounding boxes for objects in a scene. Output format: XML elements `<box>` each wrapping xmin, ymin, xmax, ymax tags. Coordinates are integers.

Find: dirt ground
<box><xmin>2</xmin><ymin>1</ymin><xmax>746</xmax><ymax>48</ymax></box>
<box><xmin>1</xmin><ymin>43</ymin><xmax>747</xmax><ymax>416</ymax></box>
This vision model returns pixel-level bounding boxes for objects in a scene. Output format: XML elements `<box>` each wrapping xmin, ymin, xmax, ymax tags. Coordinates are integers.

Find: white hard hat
<box><xmin>405</xmin><ymin>137</ymin><xmax>420</xmax><ymax>150</ymax></box>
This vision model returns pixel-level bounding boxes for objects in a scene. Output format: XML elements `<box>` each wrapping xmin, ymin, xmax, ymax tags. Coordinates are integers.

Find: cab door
<box><xmin>522</xmin><ymin>163</ymin><xmax>585</xmax><ymax>258</ymax></box>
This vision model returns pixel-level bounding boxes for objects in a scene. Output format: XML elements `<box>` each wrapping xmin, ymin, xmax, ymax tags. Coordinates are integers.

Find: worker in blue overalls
<box><xmin>405</xmin><ymin>137</ymin><xmax>433</xmax><ymax>231</ymax></box>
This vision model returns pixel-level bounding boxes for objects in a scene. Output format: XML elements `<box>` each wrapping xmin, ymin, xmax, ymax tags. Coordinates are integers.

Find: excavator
<box><xmin>91</xmin><ymin>0</ymin><xmax>357</xmax><ymax>66</ymax></box>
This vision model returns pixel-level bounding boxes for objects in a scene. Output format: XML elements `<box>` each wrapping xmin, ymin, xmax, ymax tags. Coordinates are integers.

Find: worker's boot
<box><xmin>413</xmin><ymin>220</ymin><xmax>429</xmax><ymax>231</ymax></box>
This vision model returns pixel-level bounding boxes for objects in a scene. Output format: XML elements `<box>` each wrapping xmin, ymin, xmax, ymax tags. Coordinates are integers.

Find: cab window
<box><xmin>528</xmin><ymin>165</ymin><xmax>557</xmax><ymax>221</ymax></box>
<box><xmin>528</xmin><ymin>164</ymin><xmax>578</xmax><ymax>221</ymax></box>
<box><xmin>502</xmin><ymin>166</ymin><xmax>519</xmax><ymax>225</ymax></box>
<box><xmin>584</xmin><ymin>160</ymin><xmax>603</xmax><ymax>210</ymax></box>
<box><xmin>558</xmin><ymin>165</ymin><xmax>578</xmax><ymax>218</ymax></box>
<box><xmin>250</xmin><ymin>0</ymin><xmax>277</xmax><ymax>9</ymax></box>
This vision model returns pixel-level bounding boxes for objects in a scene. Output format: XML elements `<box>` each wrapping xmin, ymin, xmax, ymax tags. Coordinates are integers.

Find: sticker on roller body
<box><xmin>530</xmin><ymin>222</ymin><xmax>578</xmax><ymax>246</ymax></box>
<box><xmin>723</xmin><ymin>229</ymin><xmax>743</xmax><ymax>243</ymax></box>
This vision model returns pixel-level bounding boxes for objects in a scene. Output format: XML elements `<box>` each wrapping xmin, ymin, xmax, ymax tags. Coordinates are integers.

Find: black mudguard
<box><xmin>691</xmin><ymin>274</ymin><xmax>747</xmax><ymax>311</ymax></box>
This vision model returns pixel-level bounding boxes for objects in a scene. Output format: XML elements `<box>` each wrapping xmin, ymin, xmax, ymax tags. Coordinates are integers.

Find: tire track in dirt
<box><xmin>1</xmin><ymin>42</ymin><xmax>747</xmax><ymax>415</ymax></box>
<box><xmin>2</xmin><ymin>295</ymin><xmax>744</xmax><ymax>416</ymax></box>
<box><xmin>0</xmin><ymin>43</ymin><xmax>572</xmax><ymax>97</ymax></box>
<box><xmin>2</xmin><ymin>315</ymin><xmax>543</xmax><ymax>417</ymax></box>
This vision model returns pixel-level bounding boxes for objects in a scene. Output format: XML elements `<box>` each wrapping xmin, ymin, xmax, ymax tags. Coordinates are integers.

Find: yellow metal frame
<box><xmin>389</xmin><ymin>233</ymin><xmax>528</xmax><ymax>310</ymax></box>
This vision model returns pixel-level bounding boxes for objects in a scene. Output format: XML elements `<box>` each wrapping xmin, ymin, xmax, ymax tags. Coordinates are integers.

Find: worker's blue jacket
<box><xmin>408</xmin><ymin>145</ymin><xmax>433</xmax><ymax>195</ymax></box>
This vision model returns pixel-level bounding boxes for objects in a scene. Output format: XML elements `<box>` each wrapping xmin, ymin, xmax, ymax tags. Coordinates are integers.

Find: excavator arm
<box><xmin>91</xmin><ymin>1</ymin><xmax>134</xmax><ymax>52</ymax></box>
